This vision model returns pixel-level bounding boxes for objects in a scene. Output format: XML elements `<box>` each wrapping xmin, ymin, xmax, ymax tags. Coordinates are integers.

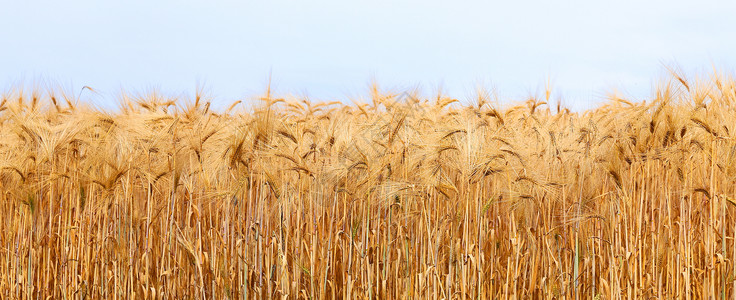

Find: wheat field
<box><xmin>0</xmin><ymin>72</ymin><xmax>735</xmax><ymax>299</ymax></box>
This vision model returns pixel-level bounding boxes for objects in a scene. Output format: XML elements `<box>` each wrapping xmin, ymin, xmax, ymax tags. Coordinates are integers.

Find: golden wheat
<box><xmin>0</xmin><ymin>73</ymin><xmax>735</xmax><ymax>299</ymax></box>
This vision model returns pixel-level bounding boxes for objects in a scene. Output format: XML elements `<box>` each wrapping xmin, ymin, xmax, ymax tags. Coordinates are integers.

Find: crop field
<box><xmin>1</xmin><ymin>72</ymin><xmax>736</xmax><ymax>299</ymax></box>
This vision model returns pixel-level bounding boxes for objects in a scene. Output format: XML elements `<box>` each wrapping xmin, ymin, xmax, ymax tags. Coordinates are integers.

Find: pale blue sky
<box><xmin>2</xmin><ymin>0</ymin><xmax>735</xmax><ymax>110</ymax></box>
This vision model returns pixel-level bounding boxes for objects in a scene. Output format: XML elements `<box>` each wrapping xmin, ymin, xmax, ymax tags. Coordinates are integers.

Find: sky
<box><xmin>1</xmin><ymin>0</ymin><xmax>735</xmax><ymax>110</ymax></box>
